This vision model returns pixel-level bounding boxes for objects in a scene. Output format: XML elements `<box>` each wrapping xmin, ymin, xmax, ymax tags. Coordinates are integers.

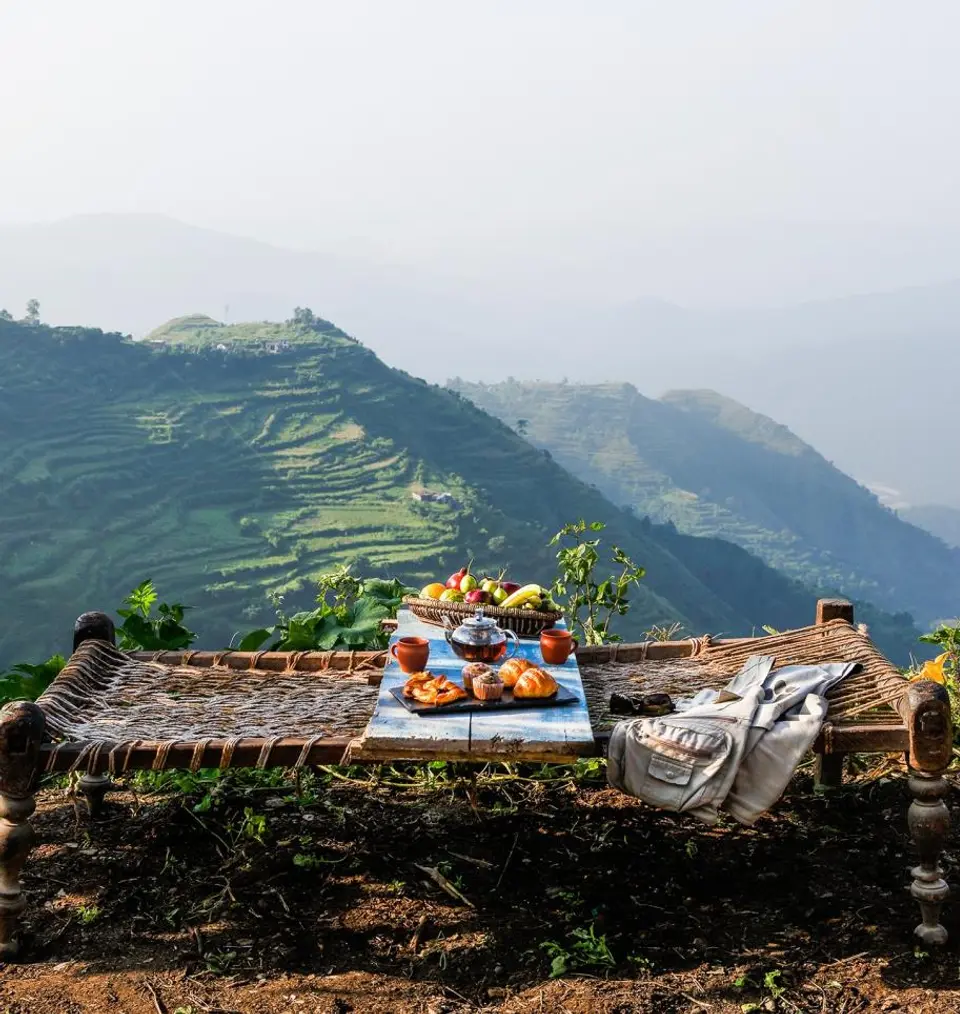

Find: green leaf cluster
<box><xmin>540</xmin><ymin>923</ymin><xmax>616</xmax><ymax>978</ymax></box>
<box><xmin>237</xmin><ymin>566</ymin><xmax>414</xmax><ymax>652</ymax></box>
<box><xmin>116</xmin><ymin>579</ymin><xmax>197</xmax><ymax>651</ymax></box>
<box><xmin>0</xmin><ymin>654</ymin><xmax>67</xmax><ymax>706</ymax></box>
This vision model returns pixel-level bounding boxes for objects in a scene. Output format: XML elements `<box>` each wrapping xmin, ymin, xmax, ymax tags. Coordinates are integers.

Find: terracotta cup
<box><xmin>540</xmin><ymin>629</ymin><xmax>578</xmax><ymax>665</ymax></box>
<box><xmin>390</xmin><ymin>636</ymin><xmax>430</xmax><ymax>673</ymax></box>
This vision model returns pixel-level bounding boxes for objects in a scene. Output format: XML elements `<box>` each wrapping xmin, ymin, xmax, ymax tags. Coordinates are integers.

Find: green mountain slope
<box><xmin>449</xmin><ymin>379</ymin><xmax>956</xmax><ymax>631</ymax></box>
<box><xmin>0</xmin><ymin>315</ymin><xmax>918</xmax><ymax>667</ymax></box>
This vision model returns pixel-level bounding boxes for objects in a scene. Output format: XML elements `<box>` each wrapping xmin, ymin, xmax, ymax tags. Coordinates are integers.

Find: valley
<box><xmin>0</xmin><ymin>312</ymin><xmax>922</xmax><ymax>668</ymax></box>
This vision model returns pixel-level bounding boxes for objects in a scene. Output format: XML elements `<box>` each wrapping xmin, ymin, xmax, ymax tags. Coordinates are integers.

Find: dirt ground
<box><xmin>0</xmin><ymin>759</ymin><xmax>957</xmax><ymax>1014</ymax></box>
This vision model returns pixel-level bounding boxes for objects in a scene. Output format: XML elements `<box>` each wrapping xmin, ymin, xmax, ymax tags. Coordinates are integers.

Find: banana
<box><xmin>500</xmin><ymin>584</ymin><xmax>545</xmax><ymax>610</ymax></box>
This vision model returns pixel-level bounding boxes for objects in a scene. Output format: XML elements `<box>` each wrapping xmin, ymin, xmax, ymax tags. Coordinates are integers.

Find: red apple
<box><xmin>465</xmin><ymin>589</ymin><xmax>490</xmax><ymax>604</ymax></box>
<box><xmin>501</xmin><ymin>581</ymin><xmax>521</xmax><ymax>594</ymax></box>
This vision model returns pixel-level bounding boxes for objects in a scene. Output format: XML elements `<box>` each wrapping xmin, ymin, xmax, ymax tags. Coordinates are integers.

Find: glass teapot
<box><xmin>444</xmin><ymin>607</ymin><xmax>520</xmax><ymax>663</ymax></box>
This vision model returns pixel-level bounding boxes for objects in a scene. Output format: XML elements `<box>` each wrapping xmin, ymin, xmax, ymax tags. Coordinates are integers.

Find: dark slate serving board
<box><xmin>389</xmin><ymin>683</ymin><xmax>579</xmax><ymax>716</ymax></box>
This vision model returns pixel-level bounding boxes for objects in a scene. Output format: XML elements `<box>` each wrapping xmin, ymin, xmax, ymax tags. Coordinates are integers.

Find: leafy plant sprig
<box><xmin>550</xmin><ymin>520</ymin><xmax>645</xmax><ymax>646</ymax></box>
<box><xmin>116</xmin><ymin>579</ymin><xmax>197</xmax><ymax>651</ymax></box>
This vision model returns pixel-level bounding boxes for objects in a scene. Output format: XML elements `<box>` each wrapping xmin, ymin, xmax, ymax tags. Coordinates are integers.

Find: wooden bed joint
<box><xmin>0</xmin><ymin>701</ymin><xmax>45</xmax><ymax>959</ymax></box>
<box><xmin>72</xmin><ymin>612</ymin><xmax>116</xmax><ymax>815</ymax></box>
<box><xmin>811</xmin><ymin>598</ymin><xmax>854</xmax><ymax>788</ymax></box>
<box><xmin>813</xmin><ymin>722</ymin><xmax>845</xmax><ymax>789</ymax></box>
<box><xmin>903</xmin><ymin>678</ymin><xmax>952</xmax><ymax>946</ymax></box>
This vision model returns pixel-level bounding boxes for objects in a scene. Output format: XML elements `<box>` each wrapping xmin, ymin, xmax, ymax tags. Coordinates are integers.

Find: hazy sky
<box><xmin>4</xmin><ymin>1</ymin><xmax>960</xmax><ymax>304</ymax></box>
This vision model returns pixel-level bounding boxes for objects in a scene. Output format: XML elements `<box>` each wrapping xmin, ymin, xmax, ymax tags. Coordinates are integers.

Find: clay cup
<box><xmin>390</xmin><ymin>636</ymin><xmax>430</xmax><ymax>673</ymax></box>
<box><xmin>540</xmin><ymin>629</ymin><xmax>578</xmax><ymax>665</ymax></box>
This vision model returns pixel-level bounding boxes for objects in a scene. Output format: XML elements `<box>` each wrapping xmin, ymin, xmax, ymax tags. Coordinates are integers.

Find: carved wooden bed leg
<box><xmin>814</xmin><ymin>751</ymin><xmax>845</xmax><ymax>788</ymax></box>
<box><xmin>908</xmin><ymin>770</ymin><xmax>950</xmax><ymax>945</ymax></box>
<box><xmin>0</xmin><ymin>702</ymin><xmax>45</xmax><ymax>959</ymax></box>
<box><xmin>903</xmin><ymin>679</ymin><xmax>953</xmax><ymax>945</ymax></box>
<box><xmin>78</xmin><ymin>774</ymin><xmax>112</xmax><ymax>819</ymax></box>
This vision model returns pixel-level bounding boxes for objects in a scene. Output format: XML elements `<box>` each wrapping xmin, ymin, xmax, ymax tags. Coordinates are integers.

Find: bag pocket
<box><xmin>630</xmin><ymin>717</ymin><xmax>734</xmax><ymax>811</ymax></box>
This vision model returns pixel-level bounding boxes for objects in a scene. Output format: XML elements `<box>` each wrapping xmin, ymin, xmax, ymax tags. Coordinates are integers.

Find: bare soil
<box><xmin>1</xmin><ymin>761</ymin><xmax>958</xmax><ymax>1013</ymax></box>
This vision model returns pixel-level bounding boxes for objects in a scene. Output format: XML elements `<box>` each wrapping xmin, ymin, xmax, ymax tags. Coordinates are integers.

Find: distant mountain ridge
<box><xmin>450</xmin><ymin>379</ymin><xmax>958</xmax><ymax>629</ymax></box>
<box><xmin>2</xmin><ymin>213</ymin><xmax>960</xmax><ymax>504</ymax></box>
<box><xmin>3</xmin><ymin>311</ymin><xmax>924</xmax><ymax>668</ymax></box>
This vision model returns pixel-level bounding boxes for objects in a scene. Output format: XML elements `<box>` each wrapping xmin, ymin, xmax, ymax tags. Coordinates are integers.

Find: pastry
<box><xmin>497</xmin><ymin>656</ymin><xmax>535</xmax><ymax>688</ymax></box>
<box><xmin>471</xmin><ymin>672</ymin><xmax>504</xmax><ymax>701</ymax></box>
<box><xmin>512</xmin><ymin>667</ymin><xmax>559</xmax><ymax>699</ymax></box>
<box><xmin>402</xmin><ymin>672</ymin><xmax>468</xmax><ymax>706</ymax></box>
<box><xmin>461</xmin><ymin>662</ymin><xmax>493</xmax><ymax>692</ymax></box>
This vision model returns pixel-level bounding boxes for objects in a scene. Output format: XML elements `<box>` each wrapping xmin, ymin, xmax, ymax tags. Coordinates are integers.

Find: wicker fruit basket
<box><xmin>402</xmin><ymin>596</ymin><xmax>563</xmax><ymax>639</ymax></box>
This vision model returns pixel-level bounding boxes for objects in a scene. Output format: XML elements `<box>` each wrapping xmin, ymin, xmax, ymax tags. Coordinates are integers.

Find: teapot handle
<box><xmin>503</xmin><ymin>629</ymin><xmax>521</xmax><ymax>659</ymax></box>
<box><xmin>442</xmin><ymin>614</ymin><xmax>455</xmax><ymax>643</ymax></box>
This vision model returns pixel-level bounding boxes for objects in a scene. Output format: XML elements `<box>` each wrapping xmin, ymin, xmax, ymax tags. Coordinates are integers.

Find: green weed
<box><xmin>540</xmin><ymin>923</ymin><xmax>616</xmax><ymax>977</ymax></box>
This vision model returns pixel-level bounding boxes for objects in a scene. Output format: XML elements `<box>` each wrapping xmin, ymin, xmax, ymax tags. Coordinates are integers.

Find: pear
<box><xmin>460</xmin><ymin>574</ymin><xmax>479</xmax><ymax>594</ymax></box>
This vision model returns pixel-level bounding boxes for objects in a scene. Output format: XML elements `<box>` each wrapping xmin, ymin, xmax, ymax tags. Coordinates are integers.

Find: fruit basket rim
<box><xmin>402</xmin><ymin>595</ymin><xmax>563</xmax><ymax>621</ymax></box>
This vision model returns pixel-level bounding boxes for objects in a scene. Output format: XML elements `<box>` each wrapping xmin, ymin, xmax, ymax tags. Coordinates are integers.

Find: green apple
<box><xmin>460</xmin><ymin>574</ymin><xmax>478</xmax><ymax>594</ymax></box>
<box><xmin>440</xmin><ymin>588</ymin><xmax>465</xmax><ymax>602</ymax></box>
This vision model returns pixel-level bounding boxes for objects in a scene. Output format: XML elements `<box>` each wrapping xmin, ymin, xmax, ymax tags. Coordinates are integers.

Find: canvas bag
<box><xmin>606</xmin><ymin>657</ymin><xmax>774</xmax><ymax>824</ymax></box>
<box><xmin>607</xmin><ymin>656</ymin><xmax>857</xmax><ymax>826</ymax></box>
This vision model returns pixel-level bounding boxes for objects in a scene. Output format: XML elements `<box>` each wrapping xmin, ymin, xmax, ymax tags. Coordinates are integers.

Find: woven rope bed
<box><xmin>34</xmin><ymin>612</ymin><xmax>910</xmax><ymax>775</ymax></box>
<box><xmin>36</xmin><ymin>641</ymin><xmax>386</xmax><ymax>775</ymax></box>
<box><xmin>0</xmin><ymin>599</ymin><xmax>950</xmax><ymax>958</ymax></box>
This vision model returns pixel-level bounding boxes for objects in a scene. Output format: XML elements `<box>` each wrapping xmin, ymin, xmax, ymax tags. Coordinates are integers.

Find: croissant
<box><xmin>512</xmin><ymin>667</ymin><xmax>559</xmax><ymax>699</ymax></box>
<box><xmin>402</xmin><ymin>672</ymin><xmax>434</xmax><ymax>697</ymax></box>
<box><xmin>498</xmin><ymin>657</ymin><xmax>535</xmax><ymax>688</ymax></box>
<box><xmin>402</xmin><ymin>673</ymin><xmax>467</xmax><ymax>706</ymax></box>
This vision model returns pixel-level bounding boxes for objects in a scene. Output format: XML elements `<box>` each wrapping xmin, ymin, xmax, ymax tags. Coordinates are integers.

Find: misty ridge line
<box><xmin>1</xmin><ymin>211</ymin><xmax>958</xmax><ymax>507</ymax></box>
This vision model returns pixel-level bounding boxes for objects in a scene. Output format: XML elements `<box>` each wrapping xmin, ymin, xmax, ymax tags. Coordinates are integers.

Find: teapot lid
<box><xmin>453</xmin><ymin>607</ymin><xmax>503</xmax><ymax>643</ymax></box>
<box><xmin>462</xmin><ymin>606</ymin><xmax>496</xmax><ymax>629</ymax></box>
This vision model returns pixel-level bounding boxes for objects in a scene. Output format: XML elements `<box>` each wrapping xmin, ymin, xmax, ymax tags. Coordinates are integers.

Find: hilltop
<box><xmin>449</xmin><ymin>378</ymin><xmax>958</xmax><ymax>630</ymax></box>
<box><xmin>4</xmin><ymin>213</ymin><xmax>960</xmax><ymax>507</ymax></box>
<box><xmin>1</xmin><ymin>310</ymin><xmax>927</xmax><ymax>666</ymax></box>
<box><xmin>0</xmin><ymin>311</ymin><xmax>924</xmax><ymax>666</ymax></box>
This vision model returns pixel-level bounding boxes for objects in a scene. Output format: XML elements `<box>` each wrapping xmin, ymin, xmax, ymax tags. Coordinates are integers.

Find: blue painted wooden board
<box><xmin>356</xmin><ymin>609</ymin><xmax>596</xmax><ymax>762</ymax></box>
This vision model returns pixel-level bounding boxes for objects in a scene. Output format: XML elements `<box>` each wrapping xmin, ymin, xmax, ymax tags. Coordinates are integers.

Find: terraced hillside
<box><xmin>450</xmin><ymin>379</ymin><xmax>957</xmax><ymax>630</ymax></box>
<box><xmin>0</xmin><ymin>314</ymin><xmax>920</xmax><ymax>667</ymax></box>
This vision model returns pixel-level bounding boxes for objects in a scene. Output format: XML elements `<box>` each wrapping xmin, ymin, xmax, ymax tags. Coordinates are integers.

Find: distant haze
<box><xmin>2</xmin><ymin>2</ymin><xmax>959</xmax><ymax>501</ymax></box>
<box><xmin>4</xmin><ymin>1</ymin><xmax>960</xmax><ymax>303</ymax></box>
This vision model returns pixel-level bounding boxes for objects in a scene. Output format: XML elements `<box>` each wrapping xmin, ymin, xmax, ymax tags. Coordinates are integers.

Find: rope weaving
<box><xmin>37</xmin><ymin>641</ymin><xmax>381</xmax><ymax>759</ymax></box>
<box><xmin>578</xmin><ymin>619</ymin><xmax>909</xmax><ymax>731</ymax></box>
<box><xmin>33</xmin><ymin>618</ymin><xmax>910</xmax><ymax>770</ymax></box>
